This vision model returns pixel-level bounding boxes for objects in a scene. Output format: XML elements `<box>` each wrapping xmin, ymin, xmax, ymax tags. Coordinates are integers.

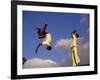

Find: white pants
<box><xmin>71</xmin><ymin>46</ymin><xmax>80</xmax><ymax>66</ymax></box>
<box><xmin>42</xmin><ymin>40</ymin><xmax>51</xmax><ymax>47</ymax></box>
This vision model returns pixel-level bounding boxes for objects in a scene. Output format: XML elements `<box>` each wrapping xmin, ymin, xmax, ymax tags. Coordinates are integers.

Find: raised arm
<box><xmin>43</xmin><ymin>23</ymin><xmax>48</xmax><ymax>31</ymax></box>
<box><xmin>71</xmin><ymin>30</ymin><xmax>77</xmax><ymax>39</ymax></box>
<box><xmin>71</xmin><ymin>30</ymin><xmax>79</xmax><ymax>39</ymax></box>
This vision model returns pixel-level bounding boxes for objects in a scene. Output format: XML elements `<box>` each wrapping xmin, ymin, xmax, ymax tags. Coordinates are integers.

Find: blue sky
<box><xmin>22</xmin><ymin>11</ymin><xmax>89</xmax><ymax>65</ymax></box>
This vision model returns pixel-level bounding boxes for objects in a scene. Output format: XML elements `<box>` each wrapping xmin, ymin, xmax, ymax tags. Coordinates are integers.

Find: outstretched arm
<box><xmin>35</xmin><ymin>43</ymin><xmax>42</xmax><ymax>54</ymax></box>
<box><xmin>42</xmin><ymin>23</ymin><xmax>48</xmax><ymax>32</ymax></box>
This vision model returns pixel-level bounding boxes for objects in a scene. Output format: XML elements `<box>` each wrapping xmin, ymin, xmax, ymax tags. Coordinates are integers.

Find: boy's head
<box><xmin>72</xmin><ymin>30</ymin><xmax>77</xmax><ymax>34</ymax></box>
<box><xmin>71</xmin><ymin>30</ymin><xmax>79</xmax><ymax>38</ymax></box>
<box><xmin>46</xmin><ymin>46</ymin><xmax>52</xmax><ymax>50</ymax></box>
<box><xmin>36</xmin><ymin>27</ymin><xmax>46</xmax><ymax>38</ymax></box>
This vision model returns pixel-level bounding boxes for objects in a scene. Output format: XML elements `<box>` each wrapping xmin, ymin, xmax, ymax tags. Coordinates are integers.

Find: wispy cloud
<box><xmin>78</xmin><ymin>41</ymin><xmax>89</xmax><ymax>65</ymax></box>
<box><xmin>80</xmin><ymin>15</ymin><xmax>89</xmax><ymax>27</ymax></box>
<box><xmin>80</xmin><ymin>15</ymin><xmax>87</xmax><ymax>24</ymax></box>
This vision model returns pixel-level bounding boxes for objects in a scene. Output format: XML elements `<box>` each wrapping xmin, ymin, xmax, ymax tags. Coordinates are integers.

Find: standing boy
<box><xmin>71</xmin><ymin>30</ymin><xmax>80</xmax><ymax>66</ymax></box>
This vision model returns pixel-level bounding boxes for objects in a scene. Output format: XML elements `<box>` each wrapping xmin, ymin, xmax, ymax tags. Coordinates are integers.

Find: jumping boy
<box><xmin>35</xmin><ymin>22</ymin><xmax>52</xmax><ymax>54</ymax></box>
<box><xmin>71</xmin><ymin>30</ymin><xmax>80</xmax><ymax>66</ymax></box>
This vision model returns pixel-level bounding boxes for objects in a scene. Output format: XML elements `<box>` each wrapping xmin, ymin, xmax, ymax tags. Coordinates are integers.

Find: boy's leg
<box><xmin>73</xmin><ymin>47</ymin><xmax>80</xmax><ymax>65</ymax></box>
<box><xmin>72</xmin><ymin>48</ymin><xmax>76</xmax><ymax>66</ymax></box>
<box><xmin>35</xmin><ymin>42</ymin><xmax>42</xmax><ymax>54</ymax></box>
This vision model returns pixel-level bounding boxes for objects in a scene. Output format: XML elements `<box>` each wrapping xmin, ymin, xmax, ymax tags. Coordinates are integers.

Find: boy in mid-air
<box><xmin>71</xmin><ymin>30</ymin><xmax>80</xmax><ymax>66</ymax></box>
<box><xmin>35</xmin><ymin>22</ymin><xmax>52</xmax><ymax>54</ymax></box>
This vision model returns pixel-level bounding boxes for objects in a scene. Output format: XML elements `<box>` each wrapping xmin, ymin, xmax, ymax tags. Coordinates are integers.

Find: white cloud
<box><xmin>23</xmin><ymin>58</ymin><xmax>59</xmax><ymax>68</ymax></box>
<box><xmin>54</xmin><ymin>37</ymin><xmax>89</xmax><ymax>66</ymax></box>
<box><xmin>23</xmin><ymin>36</ymin><xmax>89</xmax><ymax>68</ymax></box>
<box><xmin>54</xmin><ymin>38</ymin><xmax>83</xmax><ymax>52</ymax></box>
<box><xmin>54</xmin><ymin>38</ymin><xmax>71</xmax><ymax>52</ymax></box>
<box><xmin>62</xmin><ymin>37</ymin><xmax>89</xmax><ymax>66</ymax></box>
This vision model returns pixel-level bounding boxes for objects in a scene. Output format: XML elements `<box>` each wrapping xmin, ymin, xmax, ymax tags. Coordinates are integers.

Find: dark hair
<box><xmin>46</xmin><ymin>46</ymin><xmax>52</xmax><ymax>50</ymax></box>
<box><xmin>76</xmin><ymin>33</ymin><xmax>79</xmax><ymax>38</ymax></box>
<box><xmin>23</xmin><ymin>57</ymin><xmax>27</xmax><ymax>64</ymax></box>
<box><xmin>36</xmin><ymin>28</ymin><xmax>41</xmax><ymax>34</ymax></box>
<box><xmin>73</xmin><ymin>30</ymin><xmax>77</xmax><ymax>33</ymax></box>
